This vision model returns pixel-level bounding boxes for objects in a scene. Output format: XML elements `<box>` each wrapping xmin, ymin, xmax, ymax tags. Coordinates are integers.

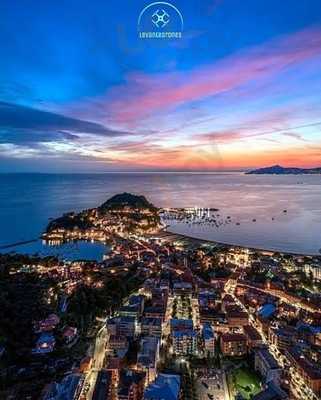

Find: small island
<box><xmin>246</xmin><ymin>164</ymin><xmax>321</xmax><ymax>175</ymax></box>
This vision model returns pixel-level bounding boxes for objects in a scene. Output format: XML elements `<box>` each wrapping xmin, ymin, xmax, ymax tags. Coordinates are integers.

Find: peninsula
<box><xmin>43</xmin><ymin>192</ymin><xmax>221</xmax><ymax>245</ymax></box>
<box><xmin>43</xmin><ymin>192</ymin><xmax>162</xmax><ymax>243</ymax></box>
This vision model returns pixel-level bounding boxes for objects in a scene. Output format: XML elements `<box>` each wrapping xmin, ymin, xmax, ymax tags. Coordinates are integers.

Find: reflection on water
<box><xmin>2</xmin><ymin>240</ymin><xmax>108</xmax><ymax>262</ymax></box>
<box><xmin>167</xmin><ymin>209</ymin><xmax>320</xmax><ymax>255</ymax></box>
<box><xmin>0</xmin><ymin>172</ymin><xmax>321</xmax><ymax>255</ymax></box>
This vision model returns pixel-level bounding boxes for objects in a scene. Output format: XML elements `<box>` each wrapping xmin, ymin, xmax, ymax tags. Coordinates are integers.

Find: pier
<box><xmin>0</xmin><ymin>239</ymin><xmax>38</xmax><ymax>250</ymax></box>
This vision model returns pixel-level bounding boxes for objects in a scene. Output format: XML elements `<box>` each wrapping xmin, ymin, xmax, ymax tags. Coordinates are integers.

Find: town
<box><xmin>1</xmin><ymin>194</ymin><xmax>321</xmax><ymax>400</ymax></box>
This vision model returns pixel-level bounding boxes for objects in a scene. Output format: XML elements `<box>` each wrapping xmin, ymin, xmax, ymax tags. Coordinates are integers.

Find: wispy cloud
<box><xmin>101</xmin><ymin>26</ymin><xmax>321</xmax><ymax>124</ymax></box>
<box><xmin>2</xmin><ymin>23</ymin><xmax>321</xmax><ymax>171</ymax></box>
<box><xmin>282</xmin><ymin>132</ymin><xmax>307</xmax><ymax>141</ymax></box>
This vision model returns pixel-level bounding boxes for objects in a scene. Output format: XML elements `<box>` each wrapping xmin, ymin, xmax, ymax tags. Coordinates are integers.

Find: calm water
<box><xmin>2</xmin><ymin>240</ymin><xmax>108</xmax><ymax>262</ymax></box>
<box><xmin>0</xmin><ymin>173</ymin><xmax>321</xmax><ymax>256</ymax></box>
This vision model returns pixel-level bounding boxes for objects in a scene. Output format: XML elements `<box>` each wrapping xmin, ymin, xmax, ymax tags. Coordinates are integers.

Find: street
<box><xmin>80</xmin><ymin>323</ymin><xmax>108</xmax><ymax>399</ymax></box>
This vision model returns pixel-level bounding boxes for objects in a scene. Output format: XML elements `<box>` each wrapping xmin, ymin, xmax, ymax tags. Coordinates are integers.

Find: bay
<box><xmin>0</xmin><ymin>172</ymin><xmax>320</xmax><ymax>256</ymax></box>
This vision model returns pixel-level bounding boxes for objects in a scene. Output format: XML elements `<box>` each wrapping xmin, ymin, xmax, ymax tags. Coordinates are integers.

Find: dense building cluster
<box><xmin>1</xmin><ymin>195</ymin><xmax>321</xmax><ymax>400</ymax></box>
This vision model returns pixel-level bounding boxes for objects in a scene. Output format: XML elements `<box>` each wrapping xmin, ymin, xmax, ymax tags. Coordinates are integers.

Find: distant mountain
<box><xmin>246</xmin><ymin>165</ymin><xmax>321</xmax><ymax>175</ymax></box>
<box><xmin>99</xmin><ymin>192</ymin><xmax>157</xmax><ymax>212</ymax></box>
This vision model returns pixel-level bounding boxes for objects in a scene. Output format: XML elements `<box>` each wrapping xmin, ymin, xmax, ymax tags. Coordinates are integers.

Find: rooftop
<box><xmin>288</xmin><ymin>348</ymin><xmax>321</xmax><ymax>380</ymax></box>
<box><xmin>144</xmin><ymin>373</ymin><xmax>181</xmax><ymax>400</ymax></box>
<box><xmin>170</xmin><ymin>319</ymin><xmax>193</xmax><ymax>331</ymax></box>
<box><xmin>173</xmin><ymin>330</ymin><xmax>197</xmax><ymax>338</ymax></box>
<box><xmin>253</xmin><ymin>382</ymin><xmax>288</xmax><ymax>400</ymax></box>
<box><xmin>255</xmin><ymin>348</ymin><xmax>280</xmax><ymax>370</ymax></box>
<box><xmin>142</xmin><ymin>317</ymin><xmax>162</xmax><ymax>326</ymax></box>
<box><xmin>118</xmin><ymin>369</ymin><xmax>146</xmax><ymax>396</ymax></box>
<box><xmin>258</xmin><ymin>303</ymin><xmax>276</xmax><ymax>319</ymax></box>
<box><xmin>92</xmin><ymin>370</ymin><xmax>112</xmax><ymax>400</ymax></box>
<box><xmin>202</xmin><ymin>323</ymin><xmax>214</xmax><ymax>340</ymax></box>
<box><xmin>42</xmin><ymin>373</ymin><xmax>83</xmax><ymax>400</ymax></box>
<box><xmin>221</xmin><ymin>333</ymin><xmax>247</xmax><ymax>343</ymax></box>
<box><xmin>243</xmin><ymin>325</ymin><xmax>262</xmax><ymax>341</ymax></box>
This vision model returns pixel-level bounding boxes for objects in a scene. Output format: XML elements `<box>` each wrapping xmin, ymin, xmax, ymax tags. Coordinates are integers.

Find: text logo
<box><xmin>138</xmin><ymin>2</ymin><xmax>184</xmax><ymax>40</ymax></box>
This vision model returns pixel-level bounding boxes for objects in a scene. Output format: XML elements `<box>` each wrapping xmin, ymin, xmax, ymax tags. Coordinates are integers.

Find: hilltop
<box><xmin>246</xmin><ymin>165</ymin><xmax>321</xmax><ymax>175</ymax></box>
<box><xmin>98</xmin><ymin>192</ymin><xmax>157</xmax><ymax>212</ymax></box>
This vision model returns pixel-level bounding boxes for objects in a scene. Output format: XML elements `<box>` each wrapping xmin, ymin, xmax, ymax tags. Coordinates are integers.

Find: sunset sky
<box><xmin>1</xmin><ymin>0</ymin><xmax>321</xmax><ymax>172</ymax></box>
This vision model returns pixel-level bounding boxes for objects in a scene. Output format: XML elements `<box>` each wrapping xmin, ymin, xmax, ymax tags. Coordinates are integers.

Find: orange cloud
<box><xmin>110</xmin><ymin>142</ymin><xmax>321</xmax><ymax>171</ymax></box>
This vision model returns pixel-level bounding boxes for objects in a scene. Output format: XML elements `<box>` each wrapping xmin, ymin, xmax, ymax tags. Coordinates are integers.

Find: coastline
<box><xmin>1</xmin><ymin>229</ymin><xmax>320</xmax><ymax>258</ymax></box>
<box><xmin>161</xmin><ymin>228</ymin><xmax>320</xmax><ymax>257</ymax></box>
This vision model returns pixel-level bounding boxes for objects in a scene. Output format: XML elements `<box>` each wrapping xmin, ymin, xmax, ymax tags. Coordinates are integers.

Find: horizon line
<box><xmin>0</xmin><ymin>170</ymin><xmax>248</xmax><ymax>174</ymax></box>
<box><xmin>1</xmin><ymin>164</ymin><xmax>321</xmax><ymax>174</ymax></box>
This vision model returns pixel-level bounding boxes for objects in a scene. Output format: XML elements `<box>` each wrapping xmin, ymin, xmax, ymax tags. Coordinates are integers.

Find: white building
<box><xmin>172</xmin><ymin>330</ymin><xmax>197</xmax><ymax>355</ymax></box>
<box><xmin>171</xmin><ymin>319</ymin><xmax>198</xmax><ymax>355</ymax></box>
<box><xmin>304</xmin><ymin>263</ymin><xmax>321</xmax><ymax>281</ymax></box>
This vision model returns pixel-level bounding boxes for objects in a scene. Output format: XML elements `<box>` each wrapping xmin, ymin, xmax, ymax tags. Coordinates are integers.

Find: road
<box><xmin>79</xmin><ymin>287</ymin><xmax>138</xmax><ymax>400</ymax></box>
<box><xmin>80</xmin><ymin>323</ymin><xmax>108</xmax><ymax>400</ymax></box>
<box><xmin>237</xmin><ymin>282</ymin><xmax>317</xmax><ymax>313</ymax></box>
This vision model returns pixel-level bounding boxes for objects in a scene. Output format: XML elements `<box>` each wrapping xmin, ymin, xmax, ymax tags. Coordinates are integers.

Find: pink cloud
<box><xmin>199</xmin><ymin>130</ymin><xmax>246</xmax><ymax>144</ymax></box>
<box><xmin>188</xmin><ymin>102</ymin><xmax>321</xmax><ymax>145</ymax></box>
<box><xmin>103</xmin><ymin>26</ymin><xmax>321</xmax><ymax>124</ymax></box>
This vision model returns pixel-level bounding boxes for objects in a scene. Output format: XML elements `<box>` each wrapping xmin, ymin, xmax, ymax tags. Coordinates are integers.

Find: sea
<box><xmin>0</xmin><ymin>172</ymin><xmax>321</xmax><ymax>260</ymax></box>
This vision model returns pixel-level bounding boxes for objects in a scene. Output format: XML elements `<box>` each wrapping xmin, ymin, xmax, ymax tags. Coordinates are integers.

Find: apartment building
<box><xmin>220</xmin><ymin>333</ymin><xmax>247</xmax><ymax>357</ymax></box>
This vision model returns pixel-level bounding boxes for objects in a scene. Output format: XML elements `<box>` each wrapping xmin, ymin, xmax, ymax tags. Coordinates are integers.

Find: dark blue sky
<box><xmin>1</xmin><ymin>0</ymin><xmax>321</xmax><ymax>171</ymax></box>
